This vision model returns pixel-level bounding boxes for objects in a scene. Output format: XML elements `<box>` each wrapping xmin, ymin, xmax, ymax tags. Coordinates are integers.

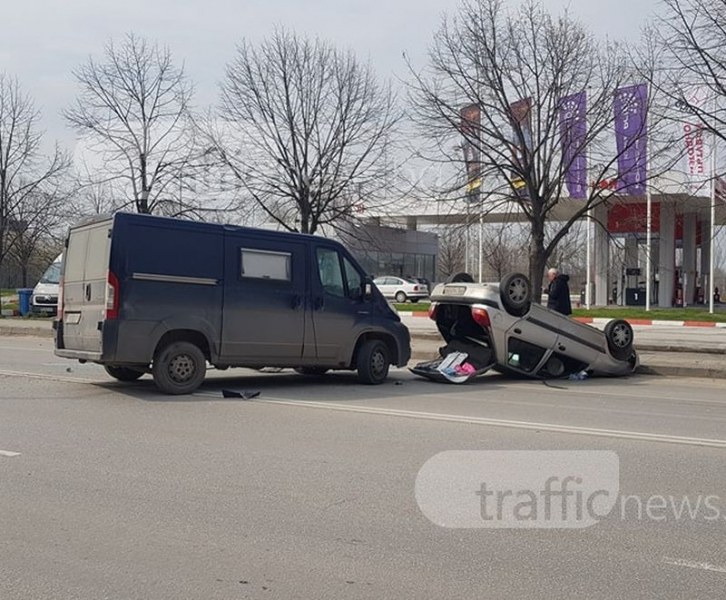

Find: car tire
<box><xmin>447</xmin><ymin>272</ymin><xmax>475</xmax><ymax>283</ymax></box>
<box><xmin>295</xmin><ymin>367</ymin><xmax>329</xmax><ymax>376</ymax></box>
<box><xmin>395</xmin><ymin>291</ymin><xmax>407</xmax><ymax>303</ymax></box>
<box><xmin>104</xmin><ymin>365</ymin><xmax>145</xmax><ymax>382</ymax></box>
<box><xmin>604</xmin><ymin>319</ymin><xmax>634</xmax><ymax>361</ymax></box>
<box><xmin>356</xmin><ymin>339</ymin><xmax>390</xmax><ymax>385</ymax></box>
<box><xmin>500</xmin><ymin>272</ymin><xmax>531</xmax><ymax>316</ymax></box>
<box><xmin>152</xmin><ymin>341</ymin><xmax>207</xmax><ymax>395</ymax></box>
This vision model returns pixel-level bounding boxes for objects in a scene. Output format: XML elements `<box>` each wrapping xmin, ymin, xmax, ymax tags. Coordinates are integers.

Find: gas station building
<box><xmin>365</xmin><ymin>173</ymin><xmax>726</xmax><ymax>308</ymax></box>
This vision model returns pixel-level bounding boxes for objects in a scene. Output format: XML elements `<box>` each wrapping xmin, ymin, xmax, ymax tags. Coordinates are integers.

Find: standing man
<box><xmin>547</xmin><ymin>268</ymin><xmax>572</xmax><ymax>315</ymax></box>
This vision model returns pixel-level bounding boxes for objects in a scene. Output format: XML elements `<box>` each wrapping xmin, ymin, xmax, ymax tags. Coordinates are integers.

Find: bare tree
<box><xmin>216</xmin><ymin>29</ymin><xmax>399</xmax><ymax>235</ymax></box>
<box><xmin>410</xmin><ymin>0</ymin><xmax>671</xmax><ymax>300</ymax></box>
<box><xmin>65</xmin><ymin>33</ymin><xmax>196</xmax><ymax>215</ymax></box>
<box><xmin>7</xmin><ymin>186</ymin><xmax>70</xmax><ymax>286</ymax></box>
<box><xmin>437</xmin><ymin>225</ymin><xmax>467</xmax><ymax>278</ymax></box>
<box><xmin>0</xmin><ymin>74</ymin><xmax>69</xmax><ymax>277</ymax></box>
<box><xmin>649</xmin><ymin>0</ymin><xmax>726</xmax><ymax>139</ymax></box>
<box><xmin>479</xmin><ymin>221</ymin><xmax>528</xmax><ymax>280</ymax></box>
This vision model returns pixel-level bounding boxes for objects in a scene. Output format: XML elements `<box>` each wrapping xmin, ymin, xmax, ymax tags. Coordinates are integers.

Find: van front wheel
<box><xmin>152</xmin><ymin>341</ymin><xmax>207</xmax><ymax>395</ymax></box>
<box><xmin>356</xmin><ymin>339</ymin><xmax>390</xmax><ymax>385</ymax></box>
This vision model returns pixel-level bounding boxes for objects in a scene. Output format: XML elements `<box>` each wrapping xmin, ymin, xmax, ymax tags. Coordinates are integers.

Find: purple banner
<box><xmin>613</xmin><ymin>84</ymin><xmax>648</xmax><ymax>195</ymax></box>
<box><xmin>559</xmin><ymin>91</ymin><xmax>588</xmax><ymax>199</ymax></box>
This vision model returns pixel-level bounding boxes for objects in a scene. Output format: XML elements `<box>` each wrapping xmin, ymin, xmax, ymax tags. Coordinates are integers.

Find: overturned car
<box><xmin>412</xmin><ymin>273</ymin><xmax>638</xmax><ymax>383</ymax></box>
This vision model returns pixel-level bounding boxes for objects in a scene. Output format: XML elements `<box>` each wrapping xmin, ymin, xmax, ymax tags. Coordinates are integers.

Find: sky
<box><xmin>3</xmin><ymin>0</ymin><xmax>660</xmax><ymax>149</ymax></box>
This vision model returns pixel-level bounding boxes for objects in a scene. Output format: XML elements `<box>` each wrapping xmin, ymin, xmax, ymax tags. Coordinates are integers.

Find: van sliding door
<box><xmin>220</xmin><ymin>237</ymin><xmax>308</xmax><ymax>363</ymax></box>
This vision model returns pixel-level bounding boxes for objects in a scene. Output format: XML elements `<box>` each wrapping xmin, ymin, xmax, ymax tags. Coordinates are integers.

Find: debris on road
<box><xmin>222</xmin><ymin>390</ymin><xmax>261</xmax><ymax>399</ymax></box>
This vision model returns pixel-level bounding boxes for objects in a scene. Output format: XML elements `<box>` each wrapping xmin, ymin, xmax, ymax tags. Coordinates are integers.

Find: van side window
<box><xmin>241</xmin><ymin>248</ymin><xmax>291</xmax><ymax>281</ymax></box>
<box><xmin>317</xmin><ymin>248</ymin><xmax>345</xmax><ymax>298</ymax></box>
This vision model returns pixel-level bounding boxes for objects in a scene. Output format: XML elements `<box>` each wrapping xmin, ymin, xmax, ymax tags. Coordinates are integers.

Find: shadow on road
<box><xmin>88</xmin><ymin>367</ymin><xmax>522</xmax><ymax>403</ymax></box>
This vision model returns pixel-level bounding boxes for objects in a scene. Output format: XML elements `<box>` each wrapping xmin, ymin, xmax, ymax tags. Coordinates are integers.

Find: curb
<box><xmin>410</xmin><ymin>350</ymin><xmax>726</xmax><ymax>380</ymax></box>
<box><xmin>399</xmin><ymin>312</ymin><xmax>726</xmax><ymax>328</ymax></box>
<box><xmin>408</xmin><ymin>333</ymin><xmax>726</xmax><ymax>355</ymax></box>
<box><xmin>636</xmin><ymin>364</ymin><xmax>726</xmax><ymax>379</ymax></box>
<box><xmin>575</xmin><ymin>317</ymin><xmax>726</xmax><ymax>328</ymax></box>
<box><xmin>0</xmin><ymin>326</ymin><xmax>53</xmax><ymax>338</ymax></box>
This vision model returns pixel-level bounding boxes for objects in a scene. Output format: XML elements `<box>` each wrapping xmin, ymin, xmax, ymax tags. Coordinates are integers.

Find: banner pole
<box><xmin>646</xmin><ymin>189</ymin><xmax>652</xmax><ymax>311</ymax></box>
<box><xmin>645</xmin><ymin>92</ymin><xmax>652</xmax><ymax>313</ymax></box>
<box><xmin>709</xmin><ymin>130</ymin><xmax>716</xmax><ymax>314</ymax></box>
<box><xmin>478</xmin><ymin>214</ymin><xmax>484</xmax><ymax>283</ymax></box>
<box><xmin>586</xmin><ymin>209</ymin><xmax>592</xmax><ymax>310</ymax></box>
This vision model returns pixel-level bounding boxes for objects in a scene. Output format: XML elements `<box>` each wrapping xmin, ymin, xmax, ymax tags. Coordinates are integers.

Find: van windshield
<box><xmin>40</xmin><ymin>262</ymin><xmax>62</xmax><ymax>284</ymax></box>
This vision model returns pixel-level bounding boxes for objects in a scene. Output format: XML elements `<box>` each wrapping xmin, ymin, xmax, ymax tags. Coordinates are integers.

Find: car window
<box><xmin>507</xmin><ymin>338</ymin><xmax>547</xmax><ymax>373</ymax></box>
<box><xmin>241</xmin><ymin>248</ymin><xmax>291</xmax><ymax>281</ymax></box>
<box><xmin>317</xmin><ymin>248</ymin><xmax>345</xmax><ymax>298</ymax></box>
<box><xmin>40</xmin><ymin>262</ymin><xmax>62</xmax><ymax>284</ymax></box>
<box><xmin>343</xmin><ymin>257</ymin><xmax>363</xmax><ymax>299</ymax></box>
<box><xmin>373</xmin><ymin>277</ymin><xmax>385</xmax><ymax>285</ymax></box>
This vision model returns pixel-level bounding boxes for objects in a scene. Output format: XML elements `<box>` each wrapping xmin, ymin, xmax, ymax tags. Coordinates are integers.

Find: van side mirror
<box><xmin>363</xmin><ymin>278</ymin><xmax>373</xmax><ymax>300</ymax></box>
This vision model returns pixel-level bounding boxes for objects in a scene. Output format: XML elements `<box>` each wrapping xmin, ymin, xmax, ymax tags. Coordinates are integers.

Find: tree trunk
<box><xmin>528</xmin><ymin>224</ymin><xmax>547</xmax><ymax>304</ymax></box>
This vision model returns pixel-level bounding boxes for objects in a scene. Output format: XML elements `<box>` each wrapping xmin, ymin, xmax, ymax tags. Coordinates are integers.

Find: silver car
<box><xmin>413</xmin><ymin>272</ymin><xmax>638</xmax><ymax>382</ymax></box>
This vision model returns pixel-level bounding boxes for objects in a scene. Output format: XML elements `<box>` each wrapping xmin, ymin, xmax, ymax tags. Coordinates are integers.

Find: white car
<box><xmin>31</xmin><ymin>254</ymin><xmax>63</xmax><ymax>315</ymax></box>
<box><xmin>373</xmin><ymin>276</ymin><xmax>429</xmax><ymax>303</ymax></box>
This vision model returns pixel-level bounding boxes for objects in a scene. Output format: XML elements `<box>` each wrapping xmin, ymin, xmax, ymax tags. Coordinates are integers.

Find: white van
<box><xmin>31</xmin><ymin>254</ymin><xmax>63</xmax><ymax>315</ymax></box>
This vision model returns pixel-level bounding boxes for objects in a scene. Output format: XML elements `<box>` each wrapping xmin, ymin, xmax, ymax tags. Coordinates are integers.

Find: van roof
<box><xmin>69</xmin><ymin>212</ymin><xmax>339</xmax><ymax>245</ymax></box>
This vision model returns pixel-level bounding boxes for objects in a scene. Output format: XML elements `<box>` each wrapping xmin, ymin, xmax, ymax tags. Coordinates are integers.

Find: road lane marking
<box><xmin>663</xmin><ymin>558</ymin><xmax>726</xmax><ymax>574</ymax></box>
<box><xmin>0</xmin><ymin>450</ymin><xmax>20</xmax><ymax>457</ymax></box>
<box><xmin>232</xmin><ymin>396</ymin><xmax>726</xmax><ymax>449</ymax></box>
<box><xmin>512</xmin><ymin>382</ymin><xmax>726</xmax><ymax>405</ymax></box>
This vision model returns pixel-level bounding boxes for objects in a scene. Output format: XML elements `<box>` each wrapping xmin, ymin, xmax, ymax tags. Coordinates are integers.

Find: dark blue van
<box><xmin>54</xmin><ymin>213</ymin><xmax>411</xmax><ymax>394</ymax></box>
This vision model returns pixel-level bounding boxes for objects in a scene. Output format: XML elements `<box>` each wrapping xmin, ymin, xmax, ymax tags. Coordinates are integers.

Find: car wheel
<box><xmin>357</xmin><ymin>339</ymin><xmax>390</xmax><ymax>385</ymax></box>
<box><xmin>294</xmin><ymin>367</ymin><xmax>329</xmax><ymax>376</ymax></box>
<box><xmin>447</xmin><ymin>272</ymin><xmax>475</xmax><ymax>283</ymax></box>
<box><xmin>500</xmin><ymin>272</ymin><xmax>531</xmax><ymax>315</ymax></box>
<box><xmin>152</xmin><ymin>341</ymin><xmax>207</xmax><ymax>395</ymax></box>
<box><xmin>395</xmin><ymin>291</ymin><xmax>407</xmax><ymax>303</ymax></box>
<box><xmin>104</xmin><ymin>365</ymin><xmax>145</xmax><ymax>382</ymax></box>
<box><xmin>604</xmin><ymin>319</ymin><xmax>634</xmax><ymax>361</ymax></box>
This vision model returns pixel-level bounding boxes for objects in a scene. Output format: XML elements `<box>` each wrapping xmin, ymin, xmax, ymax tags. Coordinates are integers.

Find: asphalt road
<box><xmin>2</xmin><ymin>337</ymin><xmax>726</xmax><ymax>599</ymax></box>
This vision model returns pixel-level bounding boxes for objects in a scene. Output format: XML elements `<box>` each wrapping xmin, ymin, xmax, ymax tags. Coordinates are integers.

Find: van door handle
<box><xmin>291</xmin><ymin>294</ymin><xmax>302</xmax><ymax>310</ymax></box>
<box><xmin>85</xmin><ymin>284</ymin><xmax>92</xmax><ymax>301</ymax></box>
<box><xmin>314</xmin><ymin>297</ymin><xmax>324</xmax><ymax>311</ymax></box>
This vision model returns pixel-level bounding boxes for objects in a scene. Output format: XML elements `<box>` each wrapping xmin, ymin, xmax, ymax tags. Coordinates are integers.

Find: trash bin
<box><xmin>16</xmin><ymin>288</ymin><xmax>34</xmax><ymax>316</ymax></box>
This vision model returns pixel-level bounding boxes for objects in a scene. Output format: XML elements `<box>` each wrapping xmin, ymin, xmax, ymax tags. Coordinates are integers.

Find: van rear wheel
<box><xmin>152</xmin><ymin>341</ymin><xmax>207</xmax><ymax>395</ymax></box>
<box><xmin>104</xmin><ymin>365</ymin><xmax>145</xmax><ymax>382</ymax></box>
<box><xmin>356</xmin><ymin>339</ymin><xmax>390</xmax><ymax>385</ymax></box>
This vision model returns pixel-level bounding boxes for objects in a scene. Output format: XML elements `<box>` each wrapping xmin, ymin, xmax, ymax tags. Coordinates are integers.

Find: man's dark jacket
<box><xmin>547</xmin><ymin>274</ymin><xmax>572</xmax><ymax>315</ymax></box>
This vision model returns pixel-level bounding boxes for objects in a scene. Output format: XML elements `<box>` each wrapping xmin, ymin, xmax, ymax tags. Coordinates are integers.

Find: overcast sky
<box><xmin>4</xmin><ymin>0</ymin><xmax>660</xmax><ymax>148</ymax></box>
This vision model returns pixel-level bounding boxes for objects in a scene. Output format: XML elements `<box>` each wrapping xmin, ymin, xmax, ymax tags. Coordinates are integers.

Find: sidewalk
<box><xmin>399</xmin><ymin>311</ymin><xmax>726</xmax><ymax>329</ymax></box>
<box><xmin>1</xmin><ymin>317</ymin><xmax>724</xmax><ymax>378</ymax></box>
